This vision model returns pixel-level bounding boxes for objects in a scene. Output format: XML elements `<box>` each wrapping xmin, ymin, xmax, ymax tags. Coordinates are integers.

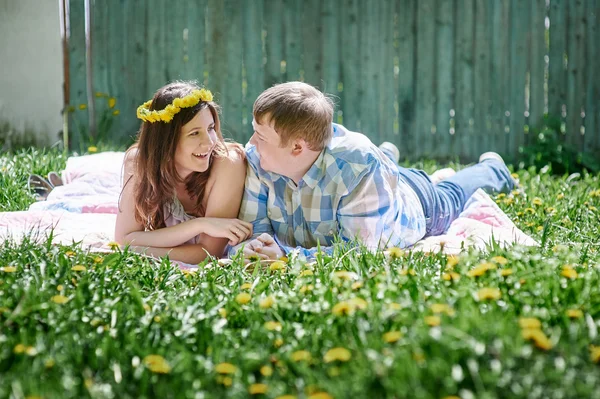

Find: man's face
<box><xmin>249</xmin><ymin>117</ymin><xmax>294</xmax><ymax>177</ymax></box>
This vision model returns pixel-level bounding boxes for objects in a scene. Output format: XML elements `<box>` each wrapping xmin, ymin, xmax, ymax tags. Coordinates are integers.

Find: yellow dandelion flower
<box><xmin>351</xmin><ymin>281</ymin><xmax>363</xmax><ymax>290</ymax></box>
<box><xmin>400</xmin><ymin>268</ymin><xmax>416</xmax><ymax>276</ymax></box>
<box><xmin>524</xmin><ymin>207</ymin><xmax>535</xmax><ymax>214</ymax></box>
<box><xmin>491</xmin><ymin>256</ymin><xmax>508</xmax><ymax>265</ymax></box>
<box><xmin>467</xmin><ymin>262</ymin><xmax>497</xmax><ymax>277</ymax></box>
<box><xmin>264</xmin><ymin>321</ymin><xmax>282</xmax><ymax>331</ymax></box>
<box><xmin>217</xmin><ymin>375</ymin><xmax>233</xmax><ymax>386</ymax></box>
<box><xmin>274</xmin><ymin>338</ymin><xmax>284</xmax><ymax>348</ymax></box>
<box><xmin>95</xmin><ymin>92</ymin><xmax>106</xmax><ymax>97</ymax></box>
<box><xmin>590</xmin><ymin>345</ymin><xmax>600</xmax><ymax>363</ymax></box>
<box><xmin>241</xmin><ymin>282</ymin><xmax>252</xmax><ymax>290</ymax></box>
<box><xmin>51</xmin><ymin>295</ymin><xmax>69</xmax><ymax>304</ymax></box>
<box><xmin>249</xmin><ymin>383</ymin><xmax>268</xmax><ymax>395</ymax></box>
<box><xmin>566</xmin><ymin>309</ymin><xmax>583</xmax><ymax>319</ymax></box>
<box><xmin>14</xmin><ymin>344</ymin><xmax>26</xmax><ymax>354</ymax></box>
<box><xmin>108</xmin><ymin>97</ymin><xmax>116</xmax><ymax>108</ymax></box>
<box><xmin>71</xmin><ymin>265</ymin><xmax>86</xmax><ymax>272</ymax></box>
<box><xmin>275</xmin><ymin>396</ymin><xmax>297</xmax><ymax>399</ymax></box>
<box><xmin>332</xmin><ymin>301</ymin><xmax>352</xmax><ymax>316</ymax></box>
<box><xmin>236</xmin><ymin>292</ymin><xmax>252</xmax><ymax>305</ymax></box>
<box><xmin>532</xmin><ymin>197</ymin><xmax>543</xmax><ymax>206</ymax></box>
<box><xmin>334</xmin><ymin>270</ymin><xmax>358</xmax><ymax>281</ymax></box>
<box><xmin>260</xmin><ymin>365</ymin><xmax>273</xmax><ymax>376</ymax></box>
<box><xmin>143</xmin><ymin>354</ymin><xmax>171</xmax><ymax>374</ymax></box>
<box><xmin>536</xmin><ymin>225</ymin><xmax>544</xmax><ymax>232</ymax></box>
<box><xmin>425</xmin><ymin>315</ymin><xmax>441</xmax><ymax>326</ymax></box>
<box><xmin>387</xmin><ymin>247</ymin><xmax>404</xmax><ymax>258</ymax></box>
<box><xmin>500</xmin><ymin>268</ymin><xmax>513</xmax><ymax>277</ymax></box>
<box><xmin>1</xmin><ymin>266</ymin><xmax>17</xmax><ymax>273</ymax></box>
<box><xmin>496</xmin><ymin>193</ymin><xmax>506</xmax><ymax>199</ymax></box>
<box><xmin>215</xmin><ymin>362</ymin><xmax>237</xmax><ymax>374</ymax></box>
<box><xmin>430</xmin><ymin>303</ymin><xmax>455</xmax><ymax>316</ymax></box>
<box><xmin>299</xmin><ymin>284</ymin><xmax>314</xmax><ymax>294</ymax></box>
<box><xmin>386</xmin><ymin>303</ymin><xmax>402</xmax><ymax>311</ymax></box>
<box><xmin>347</xmin><ymin>297</ymin><xmax>367</xmax><ymax>309</ymax></box>
<box><xmin>87</xmin><ymin>146</ymin><xmax>98</xmax><ymax>153</ymax></box>
<box><xmin>300</xmin><ymin>269</ymin><xmax>314</xmax><ymax>277</ymax></box>
<box><xmin>269</xmin><ymin>261</ymin><xmax>286</xmax><ymax>272</ymax></box>
<box><xmin>112</xmin><ymin>109</ymin><xmax>120</xmax><ymax>116</ymax></box>
<box><xmin>383</xmin><ymin>331</ymin><xmax>402</xmax><ymax>343</ymax></box>
<box><xmin>259</xmin><ymin>295</ymin><xmax>275</xmax><ymax>309</ymax></box>
<box><xmin>324</xmin><ymin>347</ymin><xmax>351</xmax><ymax>363</ymax></box>
<box><xmin>24</xmin><ymin>346</ymin><xmax>37</xmax><ymax>355</ymax></box>
<box><xmin>79</xmin><ymin>104</ymin><xmax>87</xmax><ymax>110</ymax></box>
<box><xmin>328</xmin><ymin>366</ymin><xmax>340</xmax><ymax>377</ymax></box>
<box><xmin>107</xmin><ymin>241</ymin><xmax>120</xmax><ymax>250</ymax></box>
<box><xmin>477</xmin><ymin>287</ymin><xmax>502</xmax><ymax>301</ymax></box>
<box><xmin>442</xmin><ymin>396</ymin><xmax>462</xmax><ymax>399</ymax></box>
<box><xmin>446</xmin><ymin>255</ymin><xmax>459</xmax><ymax>268</ymax></box>
<box><xmin>521</xmin><ymin>328</ymin><xmax>552</xmax><ymax>350</ymax></box>
<box><xmin>218</xmin><ymin>308</ymin><xmax>227</xmax><ymax>318</ymax></box>
<box><xmin>93</xmin><ymin>256</ymin><xmax>103</xmax><ymax>263</ymax></box>
<box><xmin>45</xmin><ymin>358</ymin><xmax>55</xmax><ymax>368</ymax></box>
<box><xmin>442</xmin><ymin>272</ymin><xmax>460</xmax><ymax>282</ymax></box>
<box><xmin>561</xmin><ymin>266</ymin><xmax>578</xmax><ymax>279</ymax></box>
<box><xmin>291</xmin><ymin>350</ymin><xmax>312</xmax><ymax>362</ymax></box>
<box><xmin>503</xmin><ymin>197</ymin><xmax>514</xmax><ymax>205</ymax></box>
<box><xmin>153</xmin><ymin>316</ymin><xmax>161</xmax><ymax>323</ymax></box>
<box><xmin>589</xmin><ymin>205</ymin><xmax>598</xmax><ymax>212</ymax></box>
<box><xmin>308</xmin><ymin>393</ymin><xmax>333</xmax><ymax>399</ymax></box>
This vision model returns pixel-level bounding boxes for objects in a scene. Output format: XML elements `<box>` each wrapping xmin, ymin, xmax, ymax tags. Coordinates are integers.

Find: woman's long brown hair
<box><xmin>124</xmin><ymin>81</ymin><xmax>230</xmax><ymax>231</ymax></box>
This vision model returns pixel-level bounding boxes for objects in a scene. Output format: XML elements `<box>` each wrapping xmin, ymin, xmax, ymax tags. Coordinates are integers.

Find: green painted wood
<box><xmin>90</xmin><ymin>0</ymin><xmax>109</xmax><ymax>143</ymax></box>
<box><xmin>222</xmin><ymin>0</ymin><xmax>244</xmax><ymax>141</ymax></box>
<box><xmin>67</xmin><ymin>0</ymin><xmax>88</xmax><ymax>150</ymax></box>
<box><xmin>264</xmin><ymin>0</ymin><xmax>284</xmax><ymax>87</ymax></box>
<box><xmin>242</xmin><ymin>0</ymin><xmax>263</xmax><ymax>132</ymax></box>
<box><xmin>396</xmin><ymin>0</ymin><xmax>415</xmax><ymax>158</ymax></box>
<box><xmin>340</xmin><ymin>0</ymin><xmax>361</xmax><ymax>131</ymax></box>
<box><xmin>146</xmin><ymin>1</ymin><xmax>167</xmax><ymax>93</ymax></box>
<box><xmin>435</xmin><ymin>0</ymin><xmax>454</xmax><ymax>160</ymax></box>
<box><xmin>548</xmin><ymin>1</ymin><xmax>567</xmax><ymax>122</ymax></box>
<box><xmin>414</xmin><ymin>0</ymin><xmax>435</xmax><ymax>158</ymax></box>
<box><xmin>166</xmin><ymin>2</ymin><xmax>187</xmax><ymax>82</ymax></box>
<box><xmin>529</xmin><ymin>0</ymin><xmax>546</xmax><ymax>135</ymax></box>
<box><xmin>473</xmin><ymin>0</ymin><xmax>490</xmax><ymax>160</ymax></box>
<box><xmin>283</xmin><ymin>0</ymin><xmax>302</xmax><ymax>82</ymax></box>
<box><xmin>185</xmin><ymin>0</ymin><xmax>207</xmax><ymax>86</ymax></box>
<box><xmin>302</xmin><ymin>0</ymin><xmax>323</xmax><ymax>86</ymax></box>
<box><xmin>360</xmin><ymin>2</ymin><xmax>382</xmax><ymax>142</ymax></box>
<box><xmin>585</xmin><ymin>0</ymin><xmax>599</xmax><ymax>153</ymax></box>
<box><xmin>508</xmin><ymin>0</ymin><xmax>529</xmax><ymax>160</ymax></box>
<box><xmin>489</xmin><ymin>0</ymin><xmax>511</xmax><ymax>157</ymax></box>
<box><xmin>322</xmin><ymin>0</ymin><xmax>340</xmax><ymax>96</ymax></box>
<box><xmin>566</xmin><ymin>0</ymin><xmax>586</xmax><ymax>152</ymax></box>
<box><xmin>378</xmin><ymin>0</ymin><xmax>395</xmax><ymax>146</ymax></box>
<box><xmin>104</xmin><ymin>1</ymin><xmax>127</xmax><ymax>144</ymax></box>
<box><xmin>455</xmin><ymin>0</ymin><xmax>475</xmax><ymax>161</ymax></box>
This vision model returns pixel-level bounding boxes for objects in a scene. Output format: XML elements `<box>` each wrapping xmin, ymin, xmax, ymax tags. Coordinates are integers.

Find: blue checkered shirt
<box><xmin>232</xmin><ymin>124</ymin><xmax>426</xmax><ymax>259</ymax></box>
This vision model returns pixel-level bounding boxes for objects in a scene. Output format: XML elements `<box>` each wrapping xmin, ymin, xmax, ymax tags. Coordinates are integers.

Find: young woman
<box><xmin>115</xmin><ymin>81</ymin><xmax>252</xmax><ymax>264</ymax></box>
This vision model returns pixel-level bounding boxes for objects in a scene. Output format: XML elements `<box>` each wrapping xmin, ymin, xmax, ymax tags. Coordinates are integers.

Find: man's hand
<box><xmin>243</xmin><ymin>233</ymin><xmax>284</xmax><ymax>260</ymax></box>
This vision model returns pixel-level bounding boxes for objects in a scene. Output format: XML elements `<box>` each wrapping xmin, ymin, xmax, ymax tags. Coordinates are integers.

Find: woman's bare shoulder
<box><xmin>213</xmin><ymin>143</ymin><xmax>246</xmax><ymax>171</ymax></box>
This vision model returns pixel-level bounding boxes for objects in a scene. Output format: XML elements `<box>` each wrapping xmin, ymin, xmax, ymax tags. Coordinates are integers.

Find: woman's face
<box><xmin>174</xmin><ymin>107</ymin><xmax>218</xmax><ymax>179</ymax></box>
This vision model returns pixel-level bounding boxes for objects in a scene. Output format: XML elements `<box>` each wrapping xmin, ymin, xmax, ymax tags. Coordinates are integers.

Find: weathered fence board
<box><xmin>67</xmin><ymin>0</ymin><xmax>599</xmax><ymax>163</ymax></box>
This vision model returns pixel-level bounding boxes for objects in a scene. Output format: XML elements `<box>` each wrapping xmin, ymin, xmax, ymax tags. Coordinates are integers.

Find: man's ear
<box><xmin>291</xmin><ymin>139</ymin><xmax>306</xmax><ymax>155</ymax></box>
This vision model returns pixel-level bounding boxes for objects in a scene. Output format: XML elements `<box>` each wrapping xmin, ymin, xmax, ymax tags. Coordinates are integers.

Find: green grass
<box><xmin>1</xmin><ymin>148</ymin><xmax>599</xmax><ymax>399</ymax></box>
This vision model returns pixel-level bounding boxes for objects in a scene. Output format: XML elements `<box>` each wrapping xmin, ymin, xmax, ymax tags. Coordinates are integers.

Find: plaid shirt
<box><xmin>233</xmin><ymin>124</ymin><xmax>426</xmax><ymax>258</ymax></box>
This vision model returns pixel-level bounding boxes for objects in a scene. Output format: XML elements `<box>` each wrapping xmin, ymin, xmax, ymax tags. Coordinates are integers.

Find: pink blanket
<box><xmin>0</xmin><ymin>153</ymin><xmax>536</xmax><ymax>256</ymax></box>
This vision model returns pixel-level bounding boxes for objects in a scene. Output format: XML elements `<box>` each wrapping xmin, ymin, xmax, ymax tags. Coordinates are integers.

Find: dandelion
<box><xmin>400</xmin><ymin>268</ymin><xmax>416</xmax><ymax>276</ymax></box>
<box><xmin>332</xmin><ymin>301</ymin><xmax>353</xmax><ymax>316</ymax></box>
<box><xmin>590</xmin><ymin>345</ymin><xmax>600</xmax><ymax>363</ymax></box>
<box><xmin>324</xmin><ymin>347</ymin><xmax>351</xmax><ymax>363</ymax></box>
<box><xmin>275</xmin><ymin>396</ymin><xmax>297</xmax><ymax>399</ymax></box>
<box><xmin>51</xmin><ymin>295</ymin><xmax>69</xmax><ymax>304</ymax></box>
<box><xmin>299</xmin><ymin>285</ymin><xmax>314</xmax><ymax>294</ymax></box>
<box><xmin>333</xmin><ymin>270</ymin><xmax>358</xmax><ymax>281</ymax></box>
<box><xmin>112</xmin><ymin>109</ymin><xmax>120</xmax><ymax>116</ymax></box>
<box><xmin>291</xmin><ymin>350</ymin><xmax>312</xmax><ymax>362</ymax></box>
<box><xmin>522</xmin><ymin>328</ymin><xmax>552</xmax><ymax>350</ymax></box>
<box><xmin>442</xmin><ymin>272</ymin><xmax>460</xmax><ymax>282</ymax></box>
<box><xmin>218</xmin><ymin>308</ymin><xmax>227</xmax><ymax>318</ymax></box>
<box><xmin>477</xmin><ymin>287</ymin><xmax>502</xmax><ymax>301</ymax></box>
<box><xmin>300</xmin><ymin>269</ymin><xmax>314</xmax><ymax>277</ymax></box>
<box><xmin>496</xmin><ymin>193</ymin><xmax>506</xmax><ymax>199</ymax></box>
<box><xmin>425</xmin><ymin>316</ymin><xmax>441</xmax><ymax>326</ymax></box>
<box><xmin>88</xmin><ymin>146</ymin><xmax>98</xmax><ymax>153</ymax></box>
<box><xmin>93</xmin><ymin>256</ymin><xmax>103</xmax><ymax>263</ymax></box>
<box><xmin>108</xmin><ymin>97</ymin><xmax>116</xmax><ymax>108</ymax></box>
<box><xmin>524</xmin><ymin>207</ymin><xmax>535</xmax><ymax>214</ymax></box>
<box><xmin>532</xmin><ymin>197</ymin><xmax>543</xmax><ymax>206</ymax></box>
<box><xmin>71</xmin><ymin>265</ymin><xmax>86</xmax><ymax>272</ymax></box>
<box><xmin>240</xmin><ymin>282</ymin><xmax>252</xmax><ymax>290</ymax></box>
<box><xmin>1</xmin><ymin>266</ymin><xmax>16</xmax><ymax>273</ymax></box>
<box><xmin>490</xmin><ymin>256</ymin><xmax>508</xmax><ymax>265</ymax></box>
<box><xmin>153</xmin><ymin>316</ymin><xmax>161</xmax><ymax>323</ymax></box>
<box><xmin>143</xmin><ymin>354</ymin><xmax>171</xmax><ymax>374</ymax></box>
<box><xmin>24</xmin><ymin>346</ymin><xmax>37</xmax><ymax>356</ymax></box>
<box><xmin>446</xmin><ymin>255</ymin><xmax>459</xmax><ymax>268</ymax></box>
<box><xmin>79</xmin><ymin>104</ymin><xmax>87</xmax><ymax>110</ymax></box>
<box><xmin>387</xmin><ymin>247</ymin><xmax>404</xmax><ymax>258</ymax></box>
<box><xmin>215</xmin><ymin>362</ymin><xmax>237</xmax><ymax>374</ymax></box>
<box><xmin>351</xmin><ymin>281</ymin><xmax>363</xmax><ymax>290</ymax></box>
<box><xmin>536</xmin><ymin>225</ymin><xmax>544</xmax><ymax>232</ymax></box>
<box><xmin>386</xmin><ymin>303</ymin><xmax>402</xmax><ymax>311</ymax></box>
<box><xmin>249</xmin><ymin>383</ymin><xmax>268</xmax><ymax>394</ymax></box>
<box><xmin>44</xmin><ymin>358</ymin><xmax>55</xmax><ymax>369</ymax></box>
<box><xmin>274</xmin><ymin>338</ymin><xmax>284</xmax><ymax>348</ymax></box>
<box><xmin>566</xmin><ymin>309</ymin><xmax>583</xmax><ymax>319</ymax></box>
<box><xmin>383</xmin><ymin>331</ymin><xmax>402</xmax><ymax>343</ymax></box>
<box><xmin>430</xmin><ymin>303</ymin><xmax>455</xmax><ymax>315</ymax></box>
<box><xmin>217</xmin><ymin>375</ymin><xmax>233</xmax><ymax>386</ymax></box>
<box><xmin>269</xmin><ymin>261</ymin><xmax>286</xmax><ymax>272</ymax></box>
<box><xmin>308</xmin><ymin>393</ymin><xmax>333</xmax><ymax>399</ymax></box>
<box><xmin>500</xmin><ymin>268</ymin><xmax>513</xmax><ymax>277</ymax></box>
<box><xmin>236</xmin><ymin>292</ymin><xmax>252</xmax><ymax>305</ymax></box>
<box><xmin>107</xmin><ymin>241</ymin><xmax>120</xmax><ymax>250</ymax></box>
<box><xmin>561</xmin><ymin>265</ymin><xmax>578</xmax><ymax>279</ymax></box>
<box><xmin>467</xmin><ymin>262</ymin><xmax>497</xmax><ymax>277</ymax></box>
<box><xmin>264</xmin><ymin>321</ymin><xmax>282</xmax><ymax>331</ymax></box>
<box><xmin>14</xmin><ymin>344</ymin><xmax>26</xmax><ymax>354</ymax></box>
<box><xmin>259</xmin><ymin>295</ymin><xmax>275</xmax><ymax>309</ymax></box>
<box><xmin>260</xmin><ymin>365</ymin><xmax>273</xmax><ymax>376</ymax></box>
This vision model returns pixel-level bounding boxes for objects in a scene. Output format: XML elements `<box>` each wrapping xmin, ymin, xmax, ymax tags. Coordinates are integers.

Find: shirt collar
<box><xmin>300</xmin><ymin>148</ymin><xmax>327</xmax><ymax>189</ymax></box>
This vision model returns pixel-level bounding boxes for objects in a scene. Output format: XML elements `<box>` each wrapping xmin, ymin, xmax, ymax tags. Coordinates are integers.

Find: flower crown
<box><xmin>136</xmin><ymin>88</ymin><xmax>214</xmax><ymax>123</ymax></box>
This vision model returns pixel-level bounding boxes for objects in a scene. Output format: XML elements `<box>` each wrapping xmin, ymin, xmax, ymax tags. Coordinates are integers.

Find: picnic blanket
<box><xmin>0</xmin><ymin>153</ymin><xmax>537</xmax><ymax>259</ymax></box>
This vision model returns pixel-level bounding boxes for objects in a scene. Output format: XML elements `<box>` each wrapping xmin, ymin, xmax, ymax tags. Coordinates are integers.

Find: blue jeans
<box><xmin>396</xmin><ymin>160</ymin><xmax>514</xmax><ymax>236</ymax></box>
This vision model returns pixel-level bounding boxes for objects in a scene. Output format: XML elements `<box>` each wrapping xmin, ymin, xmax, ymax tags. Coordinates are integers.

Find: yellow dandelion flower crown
<box><xmin>136</xmin><ymin>88</ymin><xmax>214</xmax><ymax>123</ymax></box>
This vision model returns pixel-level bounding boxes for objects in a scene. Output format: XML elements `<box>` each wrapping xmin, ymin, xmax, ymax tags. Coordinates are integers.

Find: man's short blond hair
<box><xmin>253</xmin><ymin>82</ymin><xmax>334</xmax><ymax>151</ymax></box>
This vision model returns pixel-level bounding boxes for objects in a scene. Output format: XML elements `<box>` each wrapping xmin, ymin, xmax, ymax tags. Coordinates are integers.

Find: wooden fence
<box><xmin>67</xmin><ymin>0</ymin><xmax>599</xmax><ymax>162</ymax></box>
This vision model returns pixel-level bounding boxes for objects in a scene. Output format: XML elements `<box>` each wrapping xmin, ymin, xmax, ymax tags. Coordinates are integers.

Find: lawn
<box><xmin>1</xmin><ymin>148</ymin><xmax>599</xmax><ymax>399</ymax></box>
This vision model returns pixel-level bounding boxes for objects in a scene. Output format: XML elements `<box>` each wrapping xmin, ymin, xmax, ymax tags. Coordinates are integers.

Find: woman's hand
<box><xmin>199</xmin><ymin>218</ymin><xmax>253</xmax><ymax>245</ymax></box>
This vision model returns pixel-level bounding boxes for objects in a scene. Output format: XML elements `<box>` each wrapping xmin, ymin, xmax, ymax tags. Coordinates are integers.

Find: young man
<box><xmin>230</xmin><ymin>82</ymin><xmax>514</xmax><ymax>260</ymax></box>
